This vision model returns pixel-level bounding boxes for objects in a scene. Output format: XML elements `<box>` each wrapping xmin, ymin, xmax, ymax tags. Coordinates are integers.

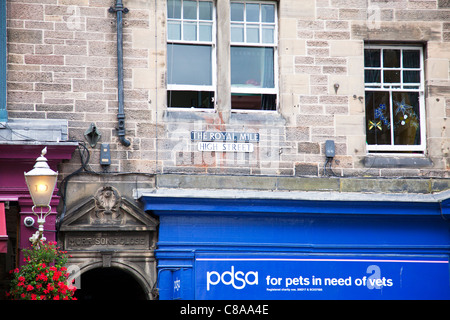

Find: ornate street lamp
<box><xmin>24</xmin><ymin>147</ymin><xmax>58</xmax><ymax>245</ymax></box>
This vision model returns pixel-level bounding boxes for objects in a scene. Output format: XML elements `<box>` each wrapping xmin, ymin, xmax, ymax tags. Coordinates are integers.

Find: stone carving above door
<box><xmin>92</xmin><ymin>186</ymin><xmax>123</xmax><ymax>225</ymax></box>
<box><xmin>59</xmin><ymin>185</ymin><xmax>158</xmax><ymax>232</ymax></box>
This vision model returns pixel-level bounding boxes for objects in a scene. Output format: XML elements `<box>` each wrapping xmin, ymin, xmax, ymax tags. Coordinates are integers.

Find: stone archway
<box><xmin>59</xmin><ymin>186</ymin><xmax>159</xmax><ymax>300</ymax></box>
<box><xmin>75</xmin><ymin>267</ymin><xmax>148</xmax><ymax>300</ymax></box>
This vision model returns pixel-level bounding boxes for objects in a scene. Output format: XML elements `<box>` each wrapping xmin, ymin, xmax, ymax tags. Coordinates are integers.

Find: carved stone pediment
<box><xmin>60</xmin><ymin>186</ymin><xmax>158</xmax><ymax>232</ymax></box>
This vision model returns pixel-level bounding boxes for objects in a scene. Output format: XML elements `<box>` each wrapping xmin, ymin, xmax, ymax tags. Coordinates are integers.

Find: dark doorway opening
<box><xmin>75</xmin><ymin>267</ymin><xmax>147</xmax><ymax>300</ymax></box>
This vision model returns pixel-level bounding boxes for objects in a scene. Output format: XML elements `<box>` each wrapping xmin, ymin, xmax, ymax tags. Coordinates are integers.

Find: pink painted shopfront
<box><xmin>0</xmin><ymin>138</ymin><xmax>77</xmax><ymax>297</ymax></box>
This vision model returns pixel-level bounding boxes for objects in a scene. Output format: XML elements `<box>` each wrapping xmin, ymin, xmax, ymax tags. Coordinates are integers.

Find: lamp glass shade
<box><xmin>24</xmin><ymin>148</ymin><xmax>58</xmax><ymax>208</ymax></box>
<box><xmin>24</xmin><ymin>172</ymin><xmax>58</xmax><ymax>207</ymax></box>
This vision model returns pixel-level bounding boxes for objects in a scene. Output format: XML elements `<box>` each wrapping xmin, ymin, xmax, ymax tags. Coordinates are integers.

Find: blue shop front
<box><xmin>140</xmin><ymin>189</ymin><xmax>450</xmax><ymax>300</ymax></box>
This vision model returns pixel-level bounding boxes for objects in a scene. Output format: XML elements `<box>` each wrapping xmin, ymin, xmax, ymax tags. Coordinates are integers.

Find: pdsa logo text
<box><xmin>207</xmin><ymin>266</ymin><xmax>258</xmax><ymax>291</ymax></box>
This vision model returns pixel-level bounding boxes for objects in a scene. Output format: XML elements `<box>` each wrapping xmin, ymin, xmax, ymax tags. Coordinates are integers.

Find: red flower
<box><xmin>26</xmin><ymin>285</ymin><xmax>34</xmax><ymax>291</ymax></box>
<box><xmin>18</xmin><ymin>276</ymin><xmax>25</xmax><ymax>282</ymax></box>
<box><xmin>36</xmin><ymin>273</ymin><xmax>48</xmax><ymax>282</ymax></box>
<box><xmin>53</xmin><ymin>295</ymin><xmax>60</xmax><ymax>300</ymax></box>
<box><xmin>53</xmin><ymin>271</ymin><xmax>62</xmax><ymax>281</ymax></box>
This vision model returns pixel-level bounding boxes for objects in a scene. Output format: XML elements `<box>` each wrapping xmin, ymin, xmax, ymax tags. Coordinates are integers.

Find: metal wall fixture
<box><xmin>84</xmin><ymin>123</ymin><xmax>102</xmax><ymax>148</ymax></box>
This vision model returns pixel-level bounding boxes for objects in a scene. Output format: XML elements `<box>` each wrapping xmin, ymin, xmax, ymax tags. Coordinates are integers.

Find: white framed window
<box><xmin>364</xmin><ymin>45</ymin><xmax>426</xmax><ymax>153</ymax></box>
<box><xmin>230</xmin><ymin>0</ymin><xmax>278</xmax><ymax>111</ymax></box>
<box><xmin>167</xmin><ymin>0</ymin><xmax>216</xmax><ymax>109</ymax></box>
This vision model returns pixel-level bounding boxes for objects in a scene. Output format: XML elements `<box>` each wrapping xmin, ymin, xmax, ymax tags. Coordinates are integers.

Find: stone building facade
<box><xmin>2</xmin><ymin>0</ymin><xmax>450</xmax><ymax>300</ymax></box>
<box><xmin>5</xmin><ymin>0</ymin><xmax>450</xmax><ymax>178</ymax></box>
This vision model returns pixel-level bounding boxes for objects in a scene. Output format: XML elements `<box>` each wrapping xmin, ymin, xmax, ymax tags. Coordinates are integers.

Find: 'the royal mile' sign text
<box><xmin>191</xmin><ymin>131</ymin><xmax>260</xmax><ymax>142</ymax></box>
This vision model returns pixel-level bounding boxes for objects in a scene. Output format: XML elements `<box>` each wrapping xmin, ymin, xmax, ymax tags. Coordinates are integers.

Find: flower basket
<box><xmin>6</xmin><ymin>240</ymin><xmax>77</xmax><ymax>300</ymax></box>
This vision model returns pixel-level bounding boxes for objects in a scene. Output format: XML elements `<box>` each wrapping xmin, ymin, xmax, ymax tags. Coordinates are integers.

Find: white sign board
<box><xmin>197</xmin><ymin>142</ymin><xmax>254</xmax><ymax>153</ymax></box>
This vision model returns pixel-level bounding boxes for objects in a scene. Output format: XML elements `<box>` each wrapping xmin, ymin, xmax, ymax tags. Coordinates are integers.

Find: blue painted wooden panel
<box><xmin>157</xmin><ymin>213</ymin><xmax>449</xmax><ymax>253</ymax></box>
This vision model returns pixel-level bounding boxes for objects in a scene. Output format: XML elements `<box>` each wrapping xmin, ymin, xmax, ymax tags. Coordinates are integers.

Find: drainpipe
<box><xmin>109</xmin><ymin>0</ymin><xmax>131</xmax><ymax>147</ymax></box>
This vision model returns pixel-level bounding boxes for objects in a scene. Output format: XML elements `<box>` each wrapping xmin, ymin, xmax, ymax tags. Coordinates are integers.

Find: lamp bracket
<box><xmin>31</xmin><ymin>205</ymin><xmax>52</xmax><ymax>221</ymax></box>
<box><xmin>29</xmin><ymin>205</ymin><xmax>51</xmax><ymax>245</ymax></box>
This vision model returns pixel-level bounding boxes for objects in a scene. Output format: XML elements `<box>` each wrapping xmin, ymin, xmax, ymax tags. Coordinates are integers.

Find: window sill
<box><xmin>230</xmin><ymin>110</ymin><xmax>285</xmax><ymax>125</ymax></box>
<box><xmin>164</xmin><ymin>108</ymin><xmax>215</xmax><ymax>122</ymax></box>
<box><xmin>164</xmin><ymin>108</ymin><xmax>286</xmax><ymax>125</ymax></box>
<box><xmin>364</xmin><ymin>155</ymin><xmax>432</xmax><ymax>168</ymax></box>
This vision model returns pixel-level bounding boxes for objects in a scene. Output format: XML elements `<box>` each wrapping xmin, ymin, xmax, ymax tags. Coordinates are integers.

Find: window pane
<box><xmin>167</xmin><ymin>44</ymin><xmax>212</xmax><ymax>85</ymax></box>
<box><xmin>403</xmin><ymin>70</ymin><xmax>420</xmax><ymax>83</ymax></box>
<box><xmin>364</xmin><ymin>49</ymin><xmax>380</xmax><ymax>67</ymax></box>
<box><xmin>199</xmin><ymin>22</ymin><xmax>212</xmax><ymax>41</ymax></box>
<box><xmin>261</xmin><ymin>4</ymin><xmax>275</xmax><ymax>23</ymax></box>
<box><xmin>365</xmin><ymin>69</ymin><xmax>380</xmax><ymax>83</ymax></box>
<box><xmin>383</xmin><ymin>49</ymin><xmax>400</xmax><ymax>68</ymax></box>
<box><xmin>246</xmin><ymin>25</ymin><xmax>259</xmax><ymax>43</ymax></box>
<box><xmin>183</xmin><ymin>0</ymin><xmax>197</xmax><ymax>19</ymax></box>
<box><xmin>403</xmin><ymin>50</ymin><xmax>420</xmax><ymax>68</ymax></box>
<box><xmin>168</xmin><ymin>90</ymin><xmax>214</xmax><ymax>108</ymax></box>
<box><xmin>199</xmin><ymin>1</ymin><xmax>212</xmax><ymax>20</ymax></box>
<box><xmin>168</xmin><ymin>0</ymin><xmax>182</xmax><ymax>19</ymax></box>
<box><xmin>231</xmin><ymin>3</ymin><xmax>244</xmax><ymax>21</ymax></box>
<box><xmin>365</xmin><ymin>91</ymin><xmax>391</xmax><ymax>145</ymax></box>
<box><xmin>246</xmin><ymin>3</ymin><xmax>260</xmax><ymax>22</ymax></box>
<box><xmin>231</xmin><ymin>46</ymin><xmax>274</xmax><ymax>88</ymax></box>
<box><xmin>168</xmin><ymin>21</ymin><xmax>181</xmax><ymax>40</ymax></box>
<box><xmin>231</xmin><ymin>24</ymin><xmax>244</xmax><ymax>42</ymax></box>
<box><xmin>384</xmin><ymin>70</ymin><xmax>400</xmax><ymax>83</ymax></box>
<box><xmin>183</xmin><ymin>21</ymin><xmax>197</xmax><ymax>41</ymax></box>
<box><xmin>392</xmin><ymin>92</ymin><xmax>421</xmax><ymax>145</ymax></box>
<box><xmin>262</xmin><ymin>26</ymin><xmax>274</xmax><ymax>44</ymax></box>
<box><xmin>232</xmin><ymin>93</ymin><xmax>276</xmax><ymax>110</ymax></box>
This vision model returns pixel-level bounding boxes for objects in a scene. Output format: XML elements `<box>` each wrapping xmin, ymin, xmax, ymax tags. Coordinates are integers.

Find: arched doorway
<box><xmin>59</xmin><ymin>186</ymin><xmax>159</xmax><ymax>300</ymax></box>
<box><xmin>75</xmin><ymin>267</ymin><xmax>148</xmax><ymax>300</ymax></box>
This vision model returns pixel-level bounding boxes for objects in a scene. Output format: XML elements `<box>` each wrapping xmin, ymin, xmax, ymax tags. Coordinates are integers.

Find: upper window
<box><xmin>230</xmin><ymin>1</ymin><xmax>277</xmax><ymax>111</ymax></box>
<box><xmin>165</xmin><ymin>0</ymin><xmax>278</xmax><ymax>111</ymax></box>
<box><xmin>364</xmin><ymin>45</ymin><xmax>425</xmax><ymax>153</ymax></box>
<box><xmin>167</xmin><ymin>0</ymin><xmax>215</xmax><ymax>109</ymax></box>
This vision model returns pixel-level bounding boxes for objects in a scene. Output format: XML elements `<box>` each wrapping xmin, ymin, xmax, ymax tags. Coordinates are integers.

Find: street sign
<box><xmin>195</xmin><ymin>253</ymin><xmax>450</xmax><ymax>300</ymax></box>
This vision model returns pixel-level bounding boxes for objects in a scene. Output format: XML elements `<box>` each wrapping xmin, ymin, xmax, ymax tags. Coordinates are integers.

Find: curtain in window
<box><xmin>231</xmin><ymin>47</ymin><xmax>274</xmax><ymax>89</ymax></box>
<box><xmin>167</xmin><ymin>44</ymin><xmax>212</xmax><ymax>86</ymax></box>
